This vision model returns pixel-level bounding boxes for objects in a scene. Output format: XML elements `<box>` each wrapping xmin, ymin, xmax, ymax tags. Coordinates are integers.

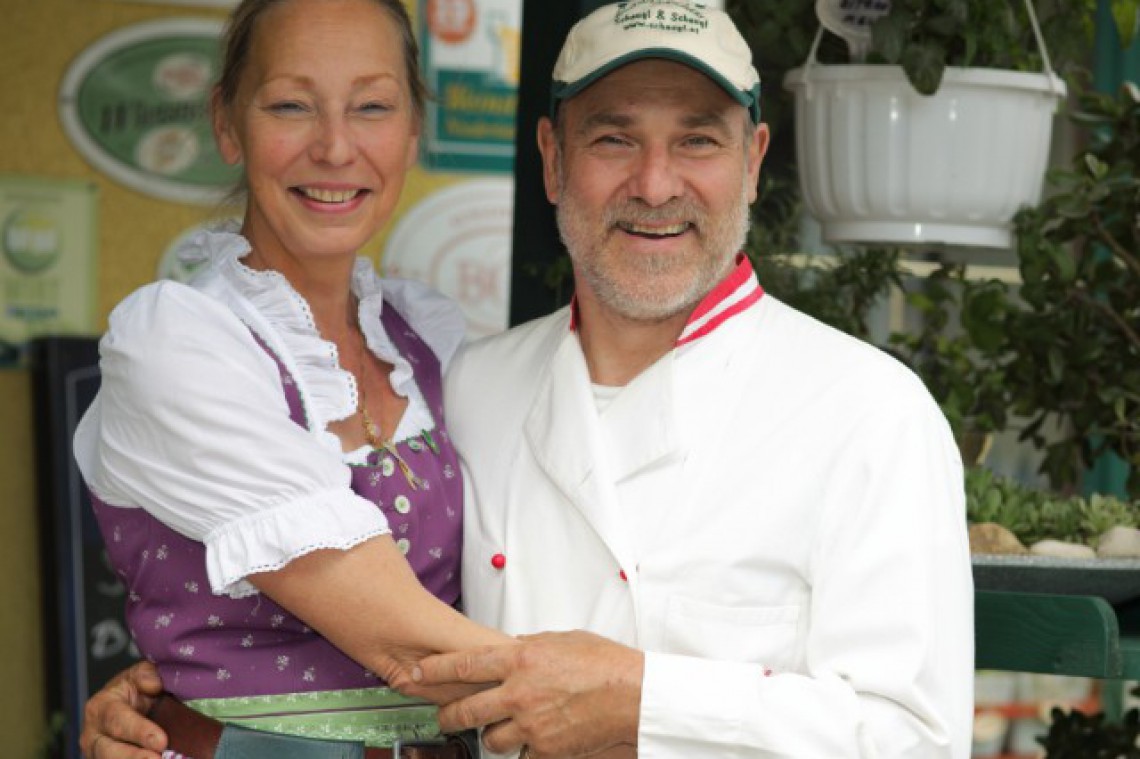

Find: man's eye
<box><xmin>595</xmin><ymin>135</ymin><xmax>630</xmax><ymax>147</ymax></box>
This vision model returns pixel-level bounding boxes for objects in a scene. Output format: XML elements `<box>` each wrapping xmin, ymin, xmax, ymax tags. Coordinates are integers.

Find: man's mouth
<box><xmin>617</xmin><ymin>221</ymin><xmax>692</xmax><ymax>239</ymax></box>
<box><xmin>295</xmin><ymin>187</ymin><xmax>366</xmax><ymax>204</ymax></box>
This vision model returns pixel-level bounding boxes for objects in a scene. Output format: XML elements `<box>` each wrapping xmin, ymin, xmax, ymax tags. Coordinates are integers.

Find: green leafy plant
<box><xmin>1040</xmin><ymin>688</ymin><xmax>1140</xmax><ymax>757</ymax></box>
<box><xmin>965</xmin><ymin>466</ymin><xmax>1140</xmax><ymax>547</ymax></box>
<box><xmin>730</xmin><ymin>0</ymin><xmax>1095</xmax><ymax>98</ymax></box>
<box><xmin>868</xmin><ymin>0</ymin><xmax>1095</xmax><ymax>94</ymax></box>
<box><xmin>1009</xmin><ymin>82</ymin><xmax>1140</xmax><ymax>497</ymax></box>
<box><xmin>749</xmin><ymin>245</ymin><xmax>903</xmax><ymax>343</ymax></box>
<box><xmin>888</xmin><ymin>264</ymin><xmax>1012</xmax><ymax>436</ymax></box>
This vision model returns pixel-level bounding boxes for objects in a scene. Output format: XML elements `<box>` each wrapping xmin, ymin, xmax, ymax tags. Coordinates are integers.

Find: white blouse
<box><xmin>73</xmin><ymin>227</ymin><xmax>466</xmax><ymax>599</ymax></box>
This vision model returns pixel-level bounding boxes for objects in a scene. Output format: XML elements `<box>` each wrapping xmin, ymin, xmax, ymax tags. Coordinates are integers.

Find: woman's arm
<box><xmin>251</xmin><ymin>535</ymin><xmax>510</xmax><ymax>683</ymax></box>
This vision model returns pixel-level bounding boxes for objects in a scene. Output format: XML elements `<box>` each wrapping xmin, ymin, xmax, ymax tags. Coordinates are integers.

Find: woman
<box><xmin>74</xmin><ymin>0</ymin><xmax>511</xmax><ymax>755</ymax></box>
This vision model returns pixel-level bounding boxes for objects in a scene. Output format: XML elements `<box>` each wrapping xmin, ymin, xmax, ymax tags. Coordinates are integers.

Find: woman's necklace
<box><xmin>357</xmin><ymin>332</ymin><xmax>422</xmax><ymax>490</ymax></box>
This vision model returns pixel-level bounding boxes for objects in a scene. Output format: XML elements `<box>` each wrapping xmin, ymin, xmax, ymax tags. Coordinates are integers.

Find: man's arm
<box><xmin>409</xmin><ymin>631</ymin><xmax>642</xmax><ymax>757</ymax></box>
<box><xmin>79</xmin><ymin>662</ymin><xmax>166</xmax><ymax>759</ymax></box>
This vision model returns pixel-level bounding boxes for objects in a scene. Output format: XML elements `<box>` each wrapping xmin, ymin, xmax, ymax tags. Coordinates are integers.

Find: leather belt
<box><xmin>148</xmin><ymin>694</ymin><xmax>475</xmax><ymax>759</ymax></box>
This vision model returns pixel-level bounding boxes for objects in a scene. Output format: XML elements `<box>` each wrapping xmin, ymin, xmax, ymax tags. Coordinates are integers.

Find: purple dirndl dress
<box><xmin>89</xmin><ymin>304</ymin><xmax>464</xmax><ymax>700</ymax></box>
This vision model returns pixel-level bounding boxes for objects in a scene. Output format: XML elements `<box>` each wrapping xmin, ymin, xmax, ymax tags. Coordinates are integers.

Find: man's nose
<box><xmin>627</xmin><ymin>144</ymin><xmax>683</xmax><ymax>207</ymax></box>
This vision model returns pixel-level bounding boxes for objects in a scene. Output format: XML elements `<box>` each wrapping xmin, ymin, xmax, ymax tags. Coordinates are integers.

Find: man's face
<box><xmin>538</xmin><ymin>59</ymin><xmax>768</xmax><ymax>322</ymax></box>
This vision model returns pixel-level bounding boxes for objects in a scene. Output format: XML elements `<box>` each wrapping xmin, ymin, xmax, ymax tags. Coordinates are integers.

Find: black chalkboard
<box><xmin>31</xmin><ymin>336</ymin><xmax>139</xmax><ymax>759</ymax></box>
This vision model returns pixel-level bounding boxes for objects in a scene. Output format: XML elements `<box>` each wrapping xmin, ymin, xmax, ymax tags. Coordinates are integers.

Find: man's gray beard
<box><xmin>555</xmin><ymin>176</ymin><xmax>752</xmax><ymax>322</ymax></box>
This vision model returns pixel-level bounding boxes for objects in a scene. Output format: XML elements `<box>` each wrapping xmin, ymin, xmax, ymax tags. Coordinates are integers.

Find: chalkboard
<box><xmin>31</xmin><ymin>337</ymin><xmax>139</xmax><ymax>759</ymax></box>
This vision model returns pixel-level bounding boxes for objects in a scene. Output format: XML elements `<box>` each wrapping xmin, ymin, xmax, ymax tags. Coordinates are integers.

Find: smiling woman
<box><xmin>72</xmin><ymin>1</ymin><xmax>511</xmax><ymax>757</ymax></box>
<box><xmin>213</xmin><ymin>0</ymin><xmax>421</xmax><ymax>273</ymax></box>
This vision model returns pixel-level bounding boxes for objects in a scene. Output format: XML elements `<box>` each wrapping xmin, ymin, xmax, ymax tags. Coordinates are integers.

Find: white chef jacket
<box><xmin>445</xmin><ymin>286</ymin><xmax>974</xmax><ymax>757</ymax></box>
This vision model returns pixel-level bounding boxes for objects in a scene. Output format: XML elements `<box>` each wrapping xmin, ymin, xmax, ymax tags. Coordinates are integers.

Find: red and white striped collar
<box><xmin>569</xmin><ymin>253</ymin><xmax>764</xmax><ymax>348</ymax></box>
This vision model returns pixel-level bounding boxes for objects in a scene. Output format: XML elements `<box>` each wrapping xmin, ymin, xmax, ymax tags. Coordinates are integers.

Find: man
<box><xmin>81</xmin><ymin>2</ymin><xmax>974</xmax><ymax>757</ymax></box>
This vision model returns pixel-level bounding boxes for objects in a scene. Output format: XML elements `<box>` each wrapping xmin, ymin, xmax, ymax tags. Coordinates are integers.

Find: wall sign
<box><xmin>420</xmin><ymin>0</ymin><xmax>521</xmax><ymax>173</ymax></box>
<box><xmin>0</xmin><ymin>176</ymin><xmax>98</xmax><ymax>367</ymax></box>
<box><xmin>382</xmin><ymin>179</ymin><xmax>513</xmax><ymax>337</ymax></box>
<box><xmin>58</xmin><ymin>18</ymin><xmax>240</xmax><ymax>205</ymax></box>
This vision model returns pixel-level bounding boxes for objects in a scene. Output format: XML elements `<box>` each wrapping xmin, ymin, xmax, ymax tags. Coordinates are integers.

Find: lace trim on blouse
<box><xmin>205</xmin><ymin>488</ymin><xmax>390</xmax><ymax>598</ymax></box>
<box><xmin>180</xmin><ymin>225</ymin><xmax>462</xmax><ymax>453</ymax></box>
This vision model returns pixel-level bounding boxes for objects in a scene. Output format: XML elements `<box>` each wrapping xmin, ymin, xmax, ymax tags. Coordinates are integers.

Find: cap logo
<box><xmin>614</xmin><ymin>1</ymin><xmax>710</xmax><ymax>33</ymax></box>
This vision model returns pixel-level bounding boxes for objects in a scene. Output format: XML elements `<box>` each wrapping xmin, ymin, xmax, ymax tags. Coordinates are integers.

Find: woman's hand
<box><xmin>80</xmin><ymin>662</ymin><xmax>167</xmax><ymax>759</ymax></box>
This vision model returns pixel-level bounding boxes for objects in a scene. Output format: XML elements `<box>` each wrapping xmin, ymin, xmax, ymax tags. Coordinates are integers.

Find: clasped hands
<box><xmin>398</xmin><ymin>630</ymin><xmax>643</xmax><ymax>758</ymax></box>
<box><xmin>81</xmin><ymin>630</ymin><xmax>642</xmax><ymax>759</ymax></box>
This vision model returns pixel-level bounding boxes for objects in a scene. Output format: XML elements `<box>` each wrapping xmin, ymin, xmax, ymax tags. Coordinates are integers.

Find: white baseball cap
<box><xmin>551</xmin><ymin>1</ymin><xmax>762</xmax><ymax>122</ymax></box>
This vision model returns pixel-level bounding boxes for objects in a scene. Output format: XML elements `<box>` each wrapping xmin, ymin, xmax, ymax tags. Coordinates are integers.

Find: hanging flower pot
<box><xmin>784</xmin><ymin>62</ymin><xmax>1065</xmax><ymax>248</ymax></box>
<box><xmin>781</xmin><ymin>0</ymin><xmax>1068</xmax><ymax>248</ymax></box>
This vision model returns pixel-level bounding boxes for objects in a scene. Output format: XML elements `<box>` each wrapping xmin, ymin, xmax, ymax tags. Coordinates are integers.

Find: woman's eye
<box><xmin>267</xmin><ymin>101</ymin><xmax>308</xmax><ymax>114</ymax></box>
<box><xmin>357</xmin><ymin>102</ymin><xmax>394</xmax><ymax>115</ymax></box>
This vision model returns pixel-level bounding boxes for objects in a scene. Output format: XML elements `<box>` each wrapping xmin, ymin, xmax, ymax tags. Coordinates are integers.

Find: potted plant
<box><xmin>776</xmin><ymin>0</ymin><xmax>1092</xmax><ymax>247</ymax></box>
<box><xmin>1039</xmin><ymin>687</ymin><xmax>1140</xmax><ymax>758</ymax></box>
<box><xmin>888</xmin><ymin>263</ymin><xmax>1013</xmax><ymax>461</ymax></box>
<box><xmin>1007</xmin><ymin>81</ymin><xmax>1140</xmax><ymax>497</ymax></box>
<box><xmin>965</xmin><ymin>465</ymin><xmax>1139</xmax><ymax>552</ymax></box>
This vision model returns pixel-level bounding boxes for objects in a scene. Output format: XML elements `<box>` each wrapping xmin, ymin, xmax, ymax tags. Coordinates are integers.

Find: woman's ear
<box><xmin>211</xmin><ymin>87</ymin><xmax>242</xmax><ymax>166</ymax></box>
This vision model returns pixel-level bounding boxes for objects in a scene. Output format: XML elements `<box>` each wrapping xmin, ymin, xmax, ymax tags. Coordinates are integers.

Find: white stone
<box><xmin>1096</xmin><ymin>526</ymin><xmax>1140</xmax><ymax>558</ymax></box>
<box><xmin>1029</xmin><ymin>540</ymin><xmax>1097</xmax><ymax>559</ymax></box>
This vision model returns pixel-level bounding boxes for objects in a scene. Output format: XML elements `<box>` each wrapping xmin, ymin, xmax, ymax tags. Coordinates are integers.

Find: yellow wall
<box><xmin>0</xmin><ymin>1</ymin><xmax>456</xmax><ymax>755</ymax></box>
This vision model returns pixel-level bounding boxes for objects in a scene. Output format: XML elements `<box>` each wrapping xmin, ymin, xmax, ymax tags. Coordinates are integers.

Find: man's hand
<box><xmin>79</xmin><ymin>662</ymin><xmax>167</xmax><ymax>759</ymax></box>
<box><xmin>409</xmin><ymin>631</ymin><xmax>643</xmax><ymax>758</ymax></box>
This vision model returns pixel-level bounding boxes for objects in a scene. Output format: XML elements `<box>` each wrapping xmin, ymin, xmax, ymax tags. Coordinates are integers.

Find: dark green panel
<box><xmin>975</xmin><ymin>591</ymin><xmax>1124</xmax><ymax>677</ymax></box>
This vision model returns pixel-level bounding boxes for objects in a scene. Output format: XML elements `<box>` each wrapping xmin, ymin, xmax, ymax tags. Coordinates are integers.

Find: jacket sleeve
<box><xmin>637</xmin><ymin>387</ymin><xmax>974</xmax><ymax>758</ymax></box>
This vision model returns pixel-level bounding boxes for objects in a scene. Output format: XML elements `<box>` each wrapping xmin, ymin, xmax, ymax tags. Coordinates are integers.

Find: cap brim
<box><xmin>551</xmin><ymin>48</ymin><xmax>761</xmax><ymax>123</ymax></box>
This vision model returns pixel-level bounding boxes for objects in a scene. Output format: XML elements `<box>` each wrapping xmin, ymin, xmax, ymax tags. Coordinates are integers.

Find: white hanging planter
<box><xmin>783</xmin><ymin>0</ymin><xmax>1067</xmax><ymax>249</ymax></box>
<box><xmin>783</xmin><ymin>64</ymin><xmax>1066</xmax><ymax>248</ymax></box>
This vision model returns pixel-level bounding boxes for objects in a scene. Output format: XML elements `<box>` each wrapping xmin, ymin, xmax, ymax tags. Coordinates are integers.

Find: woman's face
<box><xmin>214</xmin><ymin>0</ymin><xmax>419</xmax><ymax>265</ymax></box>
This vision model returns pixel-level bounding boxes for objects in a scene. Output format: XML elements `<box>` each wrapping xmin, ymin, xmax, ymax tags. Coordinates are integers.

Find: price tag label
<box><xmin>815</xmin><ymin>0</ymin><xmax>891</xmax><ymax>60</ymax></box>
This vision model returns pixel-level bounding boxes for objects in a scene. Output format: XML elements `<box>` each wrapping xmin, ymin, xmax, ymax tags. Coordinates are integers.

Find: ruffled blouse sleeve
<box><xmin>73</xmin><ymin>280</ymin><xmax>390</xmax><ymax>599</ymax></box>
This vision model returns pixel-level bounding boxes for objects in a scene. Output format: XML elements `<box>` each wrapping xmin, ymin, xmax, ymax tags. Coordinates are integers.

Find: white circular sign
<box><xmin>382</xmin><ymin>179</ymin><xmax>513</xmax><ymax>338</ymax></box>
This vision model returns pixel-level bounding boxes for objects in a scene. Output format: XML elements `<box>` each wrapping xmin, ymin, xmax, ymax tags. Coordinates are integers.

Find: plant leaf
<box><xmin>902</xmin><ymin>43</ymin><xmax>947</xmax><ymax>95</ymax></box>
<box><xmin>872</xmin><ymin>11</ymin><xmax>912</xmax><ymax>64</ymax></box>
<box><xmin>1112</xmin><ymin>0</ymin><xmax>1139</xmax><ymax>48</ymax></box>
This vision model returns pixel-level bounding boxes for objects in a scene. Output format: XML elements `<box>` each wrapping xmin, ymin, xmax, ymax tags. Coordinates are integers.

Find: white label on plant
<box><xmin>815</xmin><ymin>0</ymin><xmax>891</xmax><ymax>59</ymax></box>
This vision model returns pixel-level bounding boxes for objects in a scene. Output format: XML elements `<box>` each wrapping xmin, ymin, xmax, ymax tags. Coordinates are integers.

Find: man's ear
<box><xmin>746</xmin><ymin>122</ymin><xmax>769</xmax><ymax>205</ymax></box>
<box><xmin>536</xmin><ymin>116</ymin><xmax>561</xmax><ymax>205</ymax></box>
<box><xmin>212</xmin><ymin>87</ymin><xmax>242</xmax><ymax>166</ymax></box>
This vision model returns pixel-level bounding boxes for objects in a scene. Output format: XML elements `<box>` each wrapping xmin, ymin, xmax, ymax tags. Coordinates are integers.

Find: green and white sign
<box><xmin>59</xmin><ymin>18</ymin><xmax>239</xmax><ymax>205</ymax></box>
<box><xmin>0</xmin><ymin>177</ymin><xmax>98</xmax><ymax>367</ymax></box>
<box><xmin>420</xmin><ymin>0</ymin><xmax>521</xmax><ymax>173</ymax></box>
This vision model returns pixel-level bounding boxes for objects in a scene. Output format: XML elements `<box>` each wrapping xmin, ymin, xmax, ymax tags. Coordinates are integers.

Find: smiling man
<box><xmin>415</xmin><ymin>2</ymin><xmax>974</xmax><ymax>757</ymax></box>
